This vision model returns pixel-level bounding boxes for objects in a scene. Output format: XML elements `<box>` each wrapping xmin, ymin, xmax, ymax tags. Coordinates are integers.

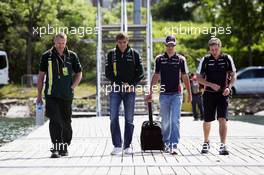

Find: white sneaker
<box><xmin>111</xmin><ymin>147</ymin><xmax>122</xmax><ymax>155</ymax></box>
<box><xmin>163</xmin><ymin>146</ymin><xmax>170</xmax><ymax>153</ymax></box>
<box><xmin>124</xmin><ymin>147</ymin><xmax>133</xmax><ymax>155</ymax></box>
<box><xmin>201</xmin><ymin>142</ymin><xmax>210</xmax><ymax>154</ymax></box>
<box><xmin>219</xmin><ymin>143</ymin><xmax>229</xmax><ymax>155</ymax></box>
<box><xmin>170</xmin><ymin>148</ymin><xmax>178</xmax><ymax>155</ymax></box>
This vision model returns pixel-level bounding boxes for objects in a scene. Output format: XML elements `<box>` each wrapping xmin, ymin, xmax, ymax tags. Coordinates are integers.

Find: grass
<box><xmin>0</xmin><ymin>83</ymin><xmax>96</xmax><ymax>99</ymax></box>
<box><xmin>0</xmin><ymin>84</ymin><xmax>37</xmax><ymax>99</ymax></box>
<box><xmin>229</xmin><ymin>115</ymin><xmax>264</xmax><ymax>125</ymax></box>
<box><xmin>74</xmin><ymin>83</ymin><xmax>96</xmax><ymax>98</ymax></box>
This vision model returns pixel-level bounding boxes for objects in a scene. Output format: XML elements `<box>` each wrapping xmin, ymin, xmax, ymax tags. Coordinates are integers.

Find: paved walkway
<box><xmin>0</xmin><ymin>116</ymin><xmax>264</xmax><ymax>175</ymax></box>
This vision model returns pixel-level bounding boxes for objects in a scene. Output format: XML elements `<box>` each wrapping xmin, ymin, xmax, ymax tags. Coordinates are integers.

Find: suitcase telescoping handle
<box><xmin>148</xmin><ymin>101</ymin><xmax>154</xmax><ymax>126</ymax></box>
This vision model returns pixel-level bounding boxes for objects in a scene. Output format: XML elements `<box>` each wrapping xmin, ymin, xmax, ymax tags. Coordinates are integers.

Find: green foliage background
<box><xmin>0</xmin><ymin>0</ymin><xmax>263</xmax><ymax>84</ymax></box>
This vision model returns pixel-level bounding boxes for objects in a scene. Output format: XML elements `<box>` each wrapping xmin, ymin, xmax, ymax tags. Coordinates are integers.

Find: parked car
<box><xmin>232</xmin><ymin>66</ymin><xmax>264</xmax><ymax>95</ymax></box>
<box><xmin>0</xmin><ymin>51</ymin><xmax>9</xmax><ymax>85</ymax></box>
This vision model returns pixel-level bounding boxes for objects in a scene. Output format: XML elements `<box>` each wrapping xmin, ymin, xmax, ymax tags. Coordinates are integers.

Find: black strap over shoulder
<box><xmin>203</xmin><ymin>55</ymin><xmax>210</xmax><ymax>70</ymax></box>
<box><xmin>111</xmin><ymin>48</ymin><xmax>116</xmax><ymax>63</ymax></box>
<box><xmin>131</xmin><ymin>48</ymin><xmax>136</xmax><ymax>65</ymax></box>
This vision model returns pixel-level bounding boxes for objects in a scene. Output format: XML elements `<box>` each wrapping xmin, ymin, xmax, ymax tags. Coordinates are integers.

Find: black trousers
<box><xmin>46</xmin><ymin>97</ymin><xmax>73</xmax><ymax>146</ymax></box>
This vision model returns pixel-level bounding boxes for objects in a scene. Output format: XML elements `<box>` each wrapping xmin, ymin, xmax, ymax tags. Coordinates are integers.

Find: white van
<box><xmin>0</xmin><ymin>51</ymin><xmax>9</xmax><ymax>85</ymax></box>
<box><xmin>232</xmin><ymin>66</ymin><xmax>264</xmax><ymax>94</ymax></box>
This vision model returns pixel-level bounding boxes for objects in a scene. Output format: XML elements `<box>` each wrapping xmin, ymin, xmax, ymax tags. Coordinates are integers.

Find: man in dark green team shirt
<box><xmin>37</xmin><ymin>33</ymin><xmax>82</xmax><ymax>158</ymax></box>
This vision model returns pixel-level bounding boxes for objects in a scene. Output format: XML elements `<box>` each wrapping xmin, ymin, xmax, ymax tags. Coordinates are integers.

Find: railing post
<box><xmin>121</xmin><ymin>0</ymin><xmax>128</xmax><ymax>32</ymax></box>
<box><xmin>96</xmin><ymin>1</ymin><xmax>102</xmax><ymax>117</ymax></box>
<box><xmin>146</xmin><ymin>0</ymin><xmax>152</xmax><ymax>88</ymax></box>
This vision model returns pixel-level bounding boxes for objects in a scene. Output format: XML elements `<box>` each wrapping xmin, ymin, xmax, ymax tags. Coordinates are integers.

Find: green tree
<box><xmin>0</xmin><ymin>0</ymin><xmax>99</xmax><ymax>84</ymax></box>
<box><xmin>199</xmin><ymin>0</ymin><xmax>264</xmax><ymax>67</ymax></box>
<box><xmin>220</xmin><ymin>0</ymin><xmax>263</xmax><ymax>66</ymax></box>
<box><xmin>152</xmin><ymin>0</ymin><xmax>200</xmax><ymax>21</ymax></box>
<box><xmin>0</xmin><ymin>0</ymin><xmax>57</xmax><ymax>84</ymax></box>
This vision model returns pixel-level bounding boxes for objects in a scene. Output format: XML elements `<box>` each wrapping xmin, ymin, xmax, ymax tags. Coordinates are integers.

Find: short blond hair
<box><xmin>54</xmin><ymin>33</ymin><xmax>67</xmax><ymax>42</ymax></box>
<box><xmin>208</xmin><ymin>37</ymin><xmax>221</xmax><ymax>47</ymax></box>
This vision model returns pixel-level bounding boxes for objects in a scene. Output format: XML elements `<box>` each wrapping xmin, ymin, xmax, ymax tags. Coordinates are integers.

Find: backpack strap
<box><xmin>131</xmin><ymin>48</ymin><xmax>136</xmax><ymax>65</ymax></box>
<box><xmin>112</xmin><ymin>48</ymin><xmax>117</xmax><ymax>76</ymax></box>
<box><xmin>203</xmin><ymin>55</ymin><xmax>210</xmax><ymax>70</ymax></box>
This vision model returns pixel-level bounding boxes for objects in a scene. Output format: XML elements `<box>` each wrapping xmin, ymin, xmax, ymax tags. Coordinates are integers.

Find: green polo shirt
<box><xmin>39</xmin><ymin>47</ymin><xmax>82</xmax><ymax>100</ymax></box>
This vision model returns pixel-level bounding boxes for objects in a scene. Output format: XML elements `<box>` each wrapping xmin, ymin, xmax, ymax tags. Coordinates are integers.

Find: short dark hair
<box><xmin>116</xmin><ymin>32</ymin><xmax>129</xmax><ymax>41</ymax></box>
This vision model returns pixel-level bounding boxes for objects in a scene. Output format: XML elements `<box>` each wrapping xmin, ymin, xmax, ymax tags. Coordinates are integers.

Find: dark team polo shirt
<box><xmin>39</xmin><ymin>47</ymin><xmax>82</xmax><ymax>100</ymax></box>
<box><xmin>197</xmin><ymin>53</ymin><xmax>236</xmax><ymax>92</ymax></box>
<box><xmin>155</xmin><ymin>53</ymin><xmax>189</xmax><ymax>93</ymax></box>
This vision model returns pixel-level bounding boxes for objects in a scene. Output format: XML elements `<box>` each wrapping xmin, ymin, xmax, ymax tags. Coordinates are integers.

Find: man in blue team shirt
<box><xmin>146</xmin><ymin>35</ymin><xmax>192</xmax><ymax>155</ymax></box>
<box><xmin>197</xmin><ymin>37</ymin><xmax>236</xmax><ymax>155</ymax></box>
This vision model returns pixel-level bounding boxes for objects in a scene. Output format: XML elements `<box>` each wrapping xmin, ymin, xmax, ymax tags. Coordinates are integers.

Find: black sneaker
<box><xmin>59</xmin><ymin>143</ymin><xmax>68</xmax><ymax>156</ymax></box>
<box><xmin>59</xmin><ymin>150</ymin><xmax>68</xmax><ymax>156</ymax></box>
<box><xmin>50</xmin><ymin>148</ymin><xmax>60</xmax><ymax>158</ymax></box>
<box><xmin>201</xmin><ymin>142</ymin><xmax>210</xmax><ymax>154</ymax></box>
<box><xmin>219</xmin><ymin>143</ymin><xmax>229</xmax><ymax>155</ymax></box>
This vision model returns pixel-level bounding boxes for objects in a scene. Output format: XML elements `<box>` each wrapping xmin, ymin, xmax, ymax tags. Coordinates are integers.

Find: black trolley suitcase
<box><xmin>140</xmin><ymin>102</ymin><xmax>164</xmax><ymax>151</ymax></box>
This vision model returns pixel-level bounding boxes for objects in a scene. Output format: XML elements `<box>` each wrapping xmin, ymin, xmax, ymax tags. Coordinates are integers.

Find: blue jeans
<box><xmin>159</xmin><ymin>93</ymin><xmax>183</xmax><ymax>149</ymax></box>
<box><xmin>109</xmin><ymin>91</ymin><xmax>136</xmax><ymax>149</ymax></box>
<box><xmin>191</xmin><ymin>94</ymin><xmax>204</xmax><ymax>119</ymax></box>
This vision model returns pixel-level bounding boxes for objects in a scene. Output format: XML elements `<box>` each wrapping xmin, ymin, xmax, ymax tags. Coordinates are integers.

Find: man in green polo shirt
<box><xmin>37</xmin><ymin>33</ymin><xmax>82</xmax><ymax>158</ymax></box>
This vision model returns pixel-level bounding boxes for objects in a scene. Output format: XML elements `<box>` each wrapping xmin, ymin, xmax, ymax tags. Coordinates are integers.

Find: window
<box><xmin>0</xmin><ymin>55</ymin><xmax>7</xmax><ymax>69</ymax></box>
<box><xmin>254</xmin><ymin>69</ymin><xmax>264</xmax><ymax>78</ymax></box>
<box><xmin>238</xmin><ymin>70</ymin><xmax>255</xmax><ymax>79</ymax></box>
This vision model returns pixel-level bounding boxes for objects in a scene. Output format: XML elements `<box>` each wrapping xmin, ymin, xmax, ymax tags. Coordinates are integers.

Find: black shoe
<box><xmin>201</xmin><ymin>142</ymin><xmax>210</xmax><ymax>154</ymax></box>
<box><xmin>59</xmin><ymin>150</ymin><xmax>68</xmax><ymax>156</ymax></box>
<box><xmin>59</xmin><ymin>143</ymin><xmax>68</xmax><ymax>156</ymax></box>
<box><xmin>50</xmin><ymin>148</ymin><xmax>60</xmax><ymax>158</ymax></box>
<box><xmin>219</xmin><ymin>144</ymin><xmax>229</xmax><ymax>155</ymax></box>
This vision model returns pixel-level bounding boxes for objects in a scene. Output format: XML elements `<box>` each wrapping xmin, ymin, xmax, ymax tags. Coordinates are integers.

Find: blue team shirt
<box><xmin>155</xmin><ymin>53</ymin><xmax>189</xmax><ymax>93</ymax></box>
<box><xmin>197</xmin><ymin>53</ymin><xmax>236</xmax><ymax>92</ymax></box>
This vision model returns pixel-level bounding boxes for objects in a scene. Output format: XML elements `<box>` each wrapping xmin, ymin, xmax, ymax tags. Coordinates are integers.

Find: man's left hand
<box><xmin>222</xmin><ymin>88</ymin><xmax>231</xmax><ymax>96</ymax></box>
<box><xmin>70</xmin><ymin>85</ymin><xmax>75</xmax><ymax>91</ymax></box>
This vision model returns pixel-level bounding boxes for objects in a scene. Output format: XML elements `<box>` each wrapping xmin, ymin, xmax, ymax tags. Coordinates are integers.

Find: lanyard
<box><xmin>55</xmin><ymin>53</ymin><xmax>66</xmax><ymax>78</ymax></box>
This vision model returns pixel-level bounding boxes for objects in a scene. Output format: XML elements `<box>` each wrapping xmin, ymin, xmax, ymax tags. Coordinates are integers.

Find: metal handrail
<box><xmin>96</xmin><ymin>0</ymin><xmax>153</xmax><ymax>116</ymax></box>
<box><xmin>146</xmin><ymin>0</ymin><xmax>152</xmax><ymax>88</ymax></box>
<box><xmin>96</xmin><ymin>1</ymin><xmax>102</xmax><ymax>117</ymax></box>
